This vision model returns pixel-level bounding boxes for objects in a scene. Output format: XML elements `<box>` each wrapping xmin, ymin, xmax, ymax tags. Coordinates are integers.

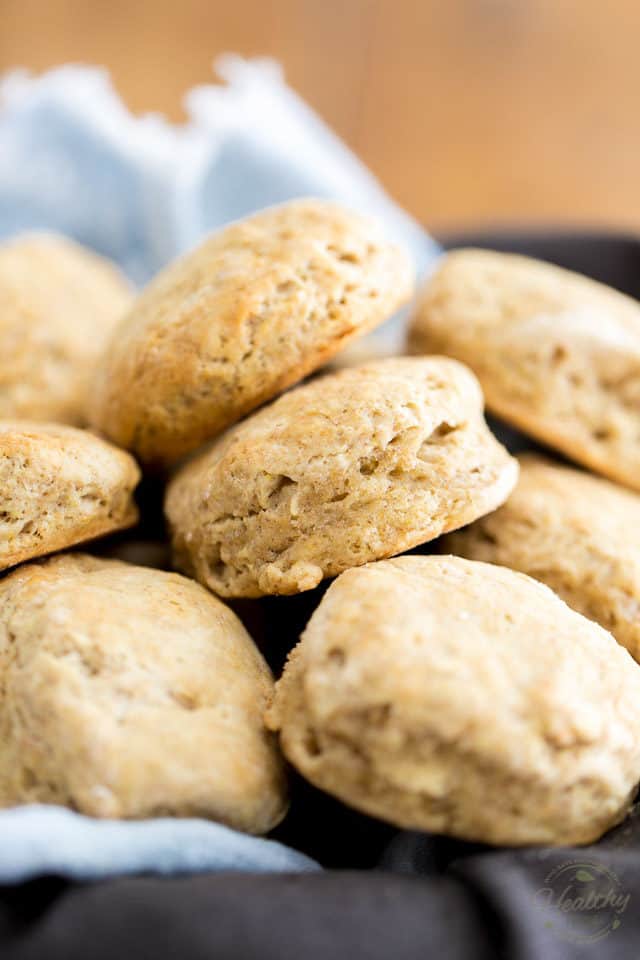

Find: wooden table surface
<box><xmin>2</xmin><ymin>0</ymin><xmax>639</xmax><ymax>233</ymax></box>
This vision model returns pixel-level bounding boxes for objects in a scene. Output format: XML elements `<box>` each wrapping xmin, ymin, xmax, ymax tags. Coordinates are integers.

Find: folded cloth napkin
<box><xmin>0</xmin><ymin>806</ymin><xmax>318</xmax><ymax>882</ymax></box>
<box><xmin>0</xmin><ymin>55</ymin><xmax>436</xmax><ymax>881</ymax></box>
<box><xmin>0</xmin><ymin>55</ymin><xmax>439</xmax><ymax>285</ymax></box>
<box><xmin>0</xmin><ymin>57</ymin><xmax>440</xmax><ymax>356</ymax></box>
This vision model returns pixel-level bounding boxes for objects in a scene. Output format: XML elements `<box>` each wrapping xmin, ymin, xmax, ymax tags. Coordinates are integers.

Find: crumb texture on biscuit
<box><xmin>165</xmin><ymin>357</ymin><xmax>518</xmax><ymax>597</ymax></box>
<box><xmin>90</xmin><ymin>199</ymin><xmax>415</xmax><ymax>465</ymax></box>
<box><xmin>0</xmin><ymin>422</ymin><xmax>141</xmax><ymax>571</ymax></box>
<box><xmin>0</xmin><ymin>233</ymin><xmax>132</xmax><ymax>424</ymax></box>
<box><xmin>267</xmin><ymin>555</ymin><xmax>640</xmax><ymax>846</ymax></box>
<box><xmin>444</xmin><ymin>454</ymin><xmax>640</xmax><ymax>661</ymax></box>
<box><xmin>408</xmin><ymin>248</ymin><xmax>640</xmax><ymax>490</ymax></box>
<box><xmin>0</xmin><ymin>554</ymin><xmax>287</xmax><ymax>833</ymax></box>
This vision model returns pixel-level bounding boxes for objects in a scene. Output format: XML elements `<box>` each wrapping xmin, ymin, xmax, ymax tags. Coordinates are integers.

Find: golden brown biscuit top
<box><xmin>0</xmin><ymin>232</ymin><xmax>133</xmax><ymax>424</ymax></box>
<box><xmin>0</xmin><ymin>553</ymin><xmax>265</xmax><ymax>678</ymax></box>
<box><xmin>0</xmin><ymin>554</ymin><xmax>287</xmax><ymax>831</ymax></box>
<box><xmin>170</xmin><ymin>354</ymin><xmax>487</xmax><ymax>486</ymax></box>
<box><xmin>165</xmin><ymin>355</ymin><xmax>517</xmax><ymax>597</ymax></box>
<box><xmin>269</xmin><ymin>554</ymin><xmax>640</xmax><ymax>757</ymax></box>
<box><xmin>0</xmin><ymin>420</ymin><xmax>141</xmax><ymax>481</ymax></box>
<box><xmin>412</xmin><ymin>248</ymin><xmax>640</xmax><ymax>340</ymax></box>
<box><xmin>91</xmin><ymin>199</ymin><xmax>414</xmax><ymax>465</ymax></box>
<box><xmin>408</xmin><ymin>249</ymin><xmax>640</xmax><ymax>491</ymax></box>
<box><xmin>499</xmin><ymin>453</ymin><xmax>640</xmax><ymax>538</ymax></box>
<box><xmin>0</xmin><ymin>552</ymin><xmax>277</xmax><ymax>758</ymax></box>
<box><xmin>0</xmin><ymin>232</ymin><xmax>132</xmax><ymax>318</ymax></box>
<box><xmin>442</xmin><ymin>454</ymin><xmax>640</xmax><ymax>661</ymax></box>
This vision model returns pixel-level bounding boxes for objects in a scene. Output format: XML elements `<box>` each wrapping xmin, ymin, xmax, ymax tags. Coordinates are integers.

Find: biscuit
<box><xmin>266</xmin><ymin>555</ymin><xmax>640</xmax><ymax>846</ymax></box>
<box><xmin>165</xmin><ymin>357</ymin><xmax>518</xmax><ymax>598</ymax></box>
<box><xmin>0</xmin><ymin>554</ymin><xmax>287</xmax><ymax>833</ymax></box>
<box><xmin>444</xmin><ymin>454</ymin><xmax>640</xmax><ymax>661</ymax></box>
<box><xmin>90</xmin><ymin>199</ymin><xmax>414</xmax><ymax>466</ymax></box>
<box><xmin>0</xmin><ymin>422</ymin><xmax>140</xmax><ymax>571</ymax></box>
<box><xmin>407</xmin><ymin>249</ymin><xmax>640</xmax><ymax>490</ymax></box>
<box><xmin>0</xmin><ymin>233</ymin><xmax>132</xmax><ymax>424</ymax></box>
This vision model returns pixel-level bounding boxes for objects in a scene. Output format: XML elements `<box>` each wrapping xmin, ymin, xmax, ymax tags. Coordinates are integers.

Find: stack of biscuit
<box><xmin>2</xmin><ymin>204</ymin><xmax>640</xmax><ymax>851</ymax></box>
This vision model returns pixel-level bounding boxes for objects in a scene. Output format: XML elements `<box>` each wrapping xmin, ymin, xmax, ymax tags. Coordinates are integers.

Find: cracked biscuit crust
<box><xmin>0</xmin><ymin>233</ymin><xmax>132</xmax><ymax>424</ymax></box>
<box><xmin>266</xmin><ymin>555</ymin><xmax>640</xmax><ymax>846</ymax></box>
<box><xmin>444</xmin><ymin>454</ymin><xmax>640</xmax><ymax>662</ymax></box>
<box><xmin>0</xmin><ymin>554</ymin><xmax>287</xmax><ymax>832</ymax></box>
<box><xmin>0</xmin><ymin>422</ymin><xmax>141</xmax><ymax>571</ymax></box>
<box><xmin>165</xmin><ymin>357</ymin><xmax>518</xmax><ymax>597</ymax></box>
<box><xmin>90</xmin><ymin>199</ymin><xmax>415</xmax><ymax>467</ymax></box>
<box><xmin>408</xmin><ymin>248</ymin><xmax>640</xmax><ymax>490</ymax></box>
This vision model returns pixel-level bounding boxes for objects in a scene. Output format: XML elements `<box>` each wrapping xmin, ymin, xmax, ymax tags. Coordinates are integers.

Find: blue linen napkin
<box><xmin>0</xmin><ymin>55</ymin><xmax>439</xmax><ymax>284</ymax></box>
<box><xmin>0</xmin><ymin>806</ymin><xmax>319</xmax><ymax>882</ymax></box>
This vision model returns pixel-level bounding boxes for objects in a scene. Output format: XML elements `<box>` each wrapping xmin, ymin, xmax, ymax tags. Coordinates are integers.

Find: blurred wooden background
<box><xmin>1</xmin><ymin>0</ymin><xmax>639</xmax><ymax>232</ymax></box>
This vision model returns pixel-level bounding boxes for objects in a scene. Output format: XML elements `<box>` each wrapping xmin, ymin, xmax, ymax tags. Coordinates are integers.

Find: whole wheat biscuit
<box><xmin>165</xmin><ymin>357</ymin><xmax>518</xmax><ymax>598</ymax></box>
<box><xmin>0</xmin><ymin>554</ymin><xmax>287</xmax><ymax>832</ymax></box>
<box><xmin>0</xmin><ymin>422</ymin><xmax>140</xmax><ymax>571</ymax></box>
<box><xmin>407</xmin><ymin>248</ymin><xmax>640</xmax><ymax>490</ymax></box>
<box><xmin>267</xmin><ymin>555</ymin><xmax>640</xmax><ymax>846</ymax></box>
<box><xmin>0</xmin><ymin>233</ymin><xmax>132</xmax><ymax>425</ymax></box>
<box><xmin>90</xmin><ymin>199</ymin><xmax>414</xmax><ymax>467</ymax></box>
<box><xmin>443</xmin><ymin>454</ymin><xmax>640</xmax><ymax>661</ymax></box>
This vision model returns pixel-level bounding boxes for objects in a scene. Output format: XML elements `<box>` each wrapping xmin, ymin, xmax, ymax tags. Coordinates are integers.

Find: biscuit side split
<box><xmin>0</xmin><ymin>422</ymin><xmax>141</xmax><ymax>571</ymax></box>
<box><xmin>165</xmin><ymin>357</ymin><xmax>518</xmax><ymax>597</ymax></box>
